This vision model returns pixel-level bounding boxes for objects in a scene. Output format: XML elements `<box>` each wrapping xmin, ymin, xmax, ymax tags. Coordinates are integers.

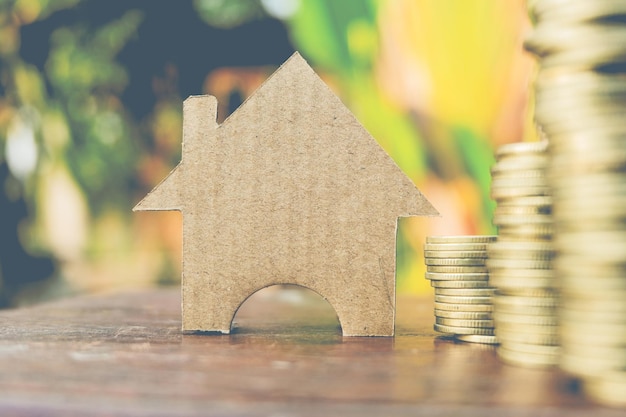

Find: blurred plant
<box><xmin>0</xmin><ymin>0</ymin><xmax>534</xmax><ymax>302</ymax></box>
<box><xmin>0</xmin><ymin>0</ymin><xmax>144</xmax><ymax>301</ymax></box>
<box><xmin>193</xmin><ymin>0</ymin><xmax>265</xmax><ymax>29</ymax></box>
<box><xmin>45</xmin><ymin>9</ymin><xmax>143</xmax><ymax>214</ymax></box>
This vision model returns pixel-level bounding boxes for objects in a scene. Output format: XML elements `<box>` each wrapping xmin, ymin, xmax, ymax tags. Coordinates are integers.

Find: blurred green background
<box><xmin>0</xmin><ymin>0</ymin><xmax>536</xmax><ymax>306</ymax></box>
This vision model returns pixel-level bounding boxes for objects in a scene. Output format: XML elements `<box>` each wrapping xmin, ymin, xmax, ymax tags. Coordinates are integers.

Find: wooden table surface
<box><xmin>0</xmin><ymin>286</ymin><xmax>624</xmax><ymax>417</ymax></box>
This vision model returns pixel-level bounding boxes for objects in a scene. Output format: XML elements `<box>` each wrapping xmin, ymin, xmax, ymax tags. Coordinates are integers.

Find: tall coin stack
<box><xmin>424</xmin><ymin>235</ymin><xmax>498</xmax><ymax>344</ymax></box>
<box><xmin>488</xmin><ymin>141</ymin><xmax>559</xmax><ymax>367</ymax></box>
<box><xmin>526</xmin><ymin>0</ymin><xmax>626</xmax><ymax>406</ymax></box>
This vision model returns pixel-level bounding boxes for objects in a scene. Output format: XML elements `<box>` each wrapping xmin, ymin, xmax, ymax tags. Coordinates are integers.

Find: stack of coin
<box><xmin>526</xmin><ymin>0</ymin><xmax>626</xmax><ymax>406</ymax></box>
<box><xmin>424</xmin><ymin>235</ymin><xmax>497</xmax><ymax>344</ymax></box>
<box><xmin>488</xmin><ymin>141</ymin><xmax>559</xmax><ymax>367</ymax></box>
<box><xmin>525</xmin><ymin>0</ymin><xmax>626</xmax><ymax>406</ymax></box>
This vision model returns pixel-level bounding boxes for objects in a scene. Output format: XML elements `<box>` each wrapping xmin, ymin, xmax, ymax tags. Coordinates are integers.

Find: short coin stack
<box><xmin>424</xmin><ymin>235</ymin><xmax>497</xmax><ymax>344</ymax></box>
<box><xmin>526</xmin><ymin>0</ymin><xmax>626</xmax><ymax>406</ymax></box>
<box><xmin>488</xmin><ymin>141</ymin><xmax>559</xmax><ymax>367</ymax></box>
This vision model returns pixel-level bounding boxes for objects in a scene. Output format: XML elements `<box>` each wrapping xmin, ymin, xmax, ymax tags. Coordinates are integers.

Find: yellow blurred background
<box><xmin>0</xmin><ymin>0</ymin><xmax>536</xmax><ymax>306</ymax></box>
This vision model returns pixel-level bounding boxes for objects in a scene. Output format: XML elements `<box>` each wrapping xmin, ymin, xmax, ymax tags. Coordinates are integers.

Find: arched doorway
<box><xmin>231</xmin><ymin>284</ymin><xmax>342</xmax><ymax>339</ymax></box>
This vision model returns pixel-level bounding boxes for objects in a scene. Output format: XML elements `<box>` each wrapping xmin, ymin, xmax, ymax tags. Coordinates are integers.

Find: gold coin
<box><xmin>556</xmin><ymin>215</ymin><xmax>626</xmax><ymax>234</ymax></box>
<box><xmin>538</xmin><ymin>73</ymin><xmax>626</xmax><ymax>96</ymax></box>
<box><xmin>492</xmin><ymin>213</ymin><xmax>553</xmax><ymax>226</ymax></box>
<box><xmin>526</xmin><ymin>24</ymin><xmax>626</xmax><ymax>57</ymax></box>
<box><xmin>548</xmin><ymin>126</ymin><xmax>626</xmax><ymax>152</ymax></box>
<box><xmin>555</xmin><ymin>204</ymin><xmax>626</xmax><ymax>225</ymax></box>
<box><xmin>431</xmin><ymin>280</ymin><xmax>493</xmax><ymax>289</ymax></box>
<box><xmin>491</xmin><ymin>155</ymin><xmax>549</xmax><ymax>172</ymax></box>
<box><xmin>500</xmin><ymin>341</ymin><xmax>560</xmax><ymax>356</ymax></box>
<box><xmin>434</xmin><ymin>295</ymin><xmax>492</xmax><ymax>305</ymax></box>
<box><xmin>556</xmin><ymin>183</ymin><xmax>626</xmax><ymax>203</ymax></box>
<box><xmin>537</xmin><ymin>70</ymin><xmax>626</xmax><ymax>96</ymax></box>
<box><xmin>434</xmin><ymin>323</ymin><xmax>495</xmax><ymax>336</ymax></box>
<box><xmin>531</xmin><ymin>0</ymin><xmax>626</xmax><ymax>26</ymax></box>
<box><xmin>435</xmin><ymin>317</ymin><xmax>495</xmax><ymax>328</ymax></box>
<box><xmin>560</xmin><ymin>308</ymin><xmax>626</xmax><ymax>325</ymax></box>
<box><xmin>487</xmin><ymin>249</ymin><xmax>554</xmax><ymax>262</ymax></box>
<box><xmin>554</xmin><ymin>198</ymin><xmax>626</xmax><ymax>223</ymax></box>
<box><xmin>551</xmin><ymin>154</ymin><xmax>626</xmax><ymax>178</ymax></box>
<box><xmin>425</xmin><ymin>257</ymin><xmax>487</xmax><ymax>266</ymax></box>
<box><xmin>553</xmin><ymin>189</ymin><xmax>626</xmax><ymax>211</ymax></box>
<box><xmin>494</xmin><ymin>329</ymin><xmax>559</xmax><ymax>345</ymax></box>
<box><xmin>426</xmin><ymin>235</ymin><xmax>497</xmax><ymax>244</ymax></box>
<box><xmin>488</xmin><ymin>240</ymin><xmax>554</xmax><ymax>253</ymax></box>
<box><xmin>491</xmin><ymin>176</ymin><xmax>549</xmax><ymax>189</ymax></box>
<box><xmin>555</xmin><ymin>272</ymin><xmax>626</xmax><ymax>292</ymax></box>
<box><xmin>434</xmin><ymin>309</ymin><xmax>493</xmax><ymax>320</ymax></box>
<box><xmin>560</xmin><ymin>352</ymin><xmax>624</xmax><ymax>379</ymax></box>
<box><xmin>424</xmin><ymin>242</ymin><xmax>490</xmax><ymax>251</ymax></box>
<box><xmin>495</xmin><ymin>288</ymin><xmax>558</xmax><ymax>298</ymax></box>
<box><xmin>423</xmin><ymin>250</ymin><xmax>488</xmax><ymax>259</ymax></box>
<box><xmin>486</xmin><ymin>258</ymin><xmax>552</xmax><ymax>270</ymax></box>
<box><xmin>560</xmin><ymin>294</ymin><xmax>626</xmax><ymax>314</ymax></box>
<box><xmin>495</xmin><ymin>141</ymin><xmax>548</xmax><ymax>158</ymax></box>
<box><xmin>490</xmin><ymin>185</ymin><xmax>552</xmax><ymax>200</ymax></box>
<box><xmin>560</xmin><ymin>325</ymin><xmax>626</xmax><ymax>345</ymax></box>
<box><xmin>542</xmin><ymin>40</ymin><xmax>626</xmax><ymax>71</ymax></box>
<box><xmin>559</xmin><ymin>281</ymin><xmax>625</xmax><ymax>298</ymax></box>
<box><xmin>537</xmin><ymin>94</ymin><xmax>626</xmax><ymax>124</ymax></box>
<box><xmin>494</xmin><ymin>205</ymin><xmax>552</xmax><ymax>217</ymax></box>
<box><xmin>488</xmin><ymin>266</ymin><xmax>555</xmax><ymax>279</ymax></box>
<box><xmin>552</xmin><ymin>170</ymin><xmax>626</xmax><ymax>193</ymax></box>
<box><xmin>497</xmin><ymin>346</ymin><xmax>559</xmax><ymax>368</ymax></box>
<box><xmin>493</xmin><ymin>293</ymin><xmax>559</xmax><ymax>307</ymax></box>
<box><xmin>491</xmin><ymin>168</ymin><xmax>545</xmax><ymax>179</ymax></box>
<box><xmin>489</xmin><ymin>274</ymin><xmax>555</xmax><ymax>291</ymax></box>
<box><xmin>555</xmin><ymin>231</ymin><xmax>626</xmax><ymax>262</ymax></box>
<box><xmin>560</xmin><ymin>335</ymin><xmax>626</xmax><ymax>352</ymax></box>
<box><xmin>495</xmin><ymin>223</ymin><xmax>553</xmax><ymax>238</ymax></box>
<box><xmin>583</xmin><ymin>372</ymin><xmax>626</xmax><ymax>408</ymax></box>
<box><xmin>559</xmin><ymin>274</ymin><xmax>626</xmax><ymax>293</ymax></box>
<box><xmin>544</xmin><ymin>110</ymin><xmax>626</xmax><ymax>137</ymax></box>
<box><xmin>559</xmin><ymin>307</ymin><xmax>626</xmax><ymax>338</ymax></box>
<box><xmin>494</xmin><ymin>195</ymin><xmax>552</xmax><ymax>208</ymax></box>
<box><xmin>427</xmin><ymin>265</ymin><xmax>489</xmax><ymax>274</ymax></box>
<box><xmin>493</xmin><ymin>311</ymin><xmax>558</xmax><ymax>326</ymax></box>
<box><xmin>492</xmin><ymin>302</ymin><xmax>557</xmax><ymax>317</ymax></box>
<box><xmin>434</xmin><ymin>302</ymin><xmax>493</xmax><ymax>312</ymax></box>
<box><xmin>495</xmin><ymin>321</ymin><xmax>559</xmax><ymax>336</ymax></box>
<box><xmin>435</xmin><ymin>287</ymin><xmax>496</xmax><ymax>297</ymax></box>
<box><xmin>455</xmin><ymin>334</ymin><xmax>499</xmax><ymax>345</ymax></box>
<box><xmin>548</xmin><ymin>132</ymin><xmax>626</xmax><ymax>163</ymax></box>
<box><xmin>538</xmin><ymin>80</ymin><xmax>626</xmax><ymax>103</ymax></box>
<box><xmin>563</xmin><ymin>342</ymin><xmax>626</xmax><ymax>360</ymax></box>
<box><xmin>560</xmin><ymin>331</ymin><xmax>626</xmax><ymax>348</ymax></box>
<box><xmin>425</xmin><ymin>272</ymin><xmax>490</xmax><ymax>281</ymax></box>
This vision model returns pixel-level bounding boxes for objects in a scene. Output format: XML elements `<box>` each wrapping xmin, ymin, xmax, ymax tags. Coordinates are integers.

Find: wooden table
<box><xmin>0</xmin><ymin>287</ymin><xmax>623</xmax><ymax>416</ymax></box>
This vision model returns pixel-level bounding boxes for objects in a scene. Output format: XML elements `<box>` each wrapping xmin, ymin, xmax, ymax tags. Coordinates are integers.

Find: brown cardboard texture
<box><xmin>134</xmin><ymin>52</ymin><xmax>438</xmax><ymax>336</ymax></box>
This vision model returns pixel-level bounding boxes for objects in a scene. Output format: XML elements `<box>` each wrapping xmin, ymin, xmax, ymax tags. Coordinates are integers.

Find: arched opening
<box><xmin>231</xmin><ymin>284</ymin><xmax>342</xmax><ymax>339</ymax></box>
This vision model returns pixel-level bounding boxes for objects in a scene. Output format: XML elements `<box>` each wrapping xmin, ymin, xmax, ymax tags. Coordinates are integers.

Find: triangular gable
<box><xmin>135</xmin><ymin>52</ymin><xmax>437</xmax><ymax>218</ymax></box>
<box><xmin>133</xmin><ymin>166</ymin><xmax>183</xmax><ymax>211</ymax></box>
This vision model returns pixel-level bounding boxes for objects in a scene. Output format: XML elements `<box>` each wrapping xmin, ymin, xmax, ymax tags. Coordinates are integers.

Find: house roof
<box><xmin>134</xmin><ymin>52</ymin><xmax>438</xmax><ymax>220</ymax></box>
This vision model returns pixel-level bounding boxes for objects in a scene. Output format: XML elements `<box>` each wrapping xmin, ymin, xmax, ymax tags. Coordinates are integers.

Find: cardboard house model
<box><xmin>134</xmin><ymin>52</ymin><xmax>437</xmax><ymax>336</ymax></box>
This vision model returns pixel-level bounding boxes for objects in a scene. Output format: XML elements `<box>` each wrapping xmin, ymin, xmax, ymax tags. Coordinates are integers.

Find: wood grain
<box><xmin>0</xmin><ymin>287</ymin><xmax>621</xmax><ymax>416</ymax></box>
